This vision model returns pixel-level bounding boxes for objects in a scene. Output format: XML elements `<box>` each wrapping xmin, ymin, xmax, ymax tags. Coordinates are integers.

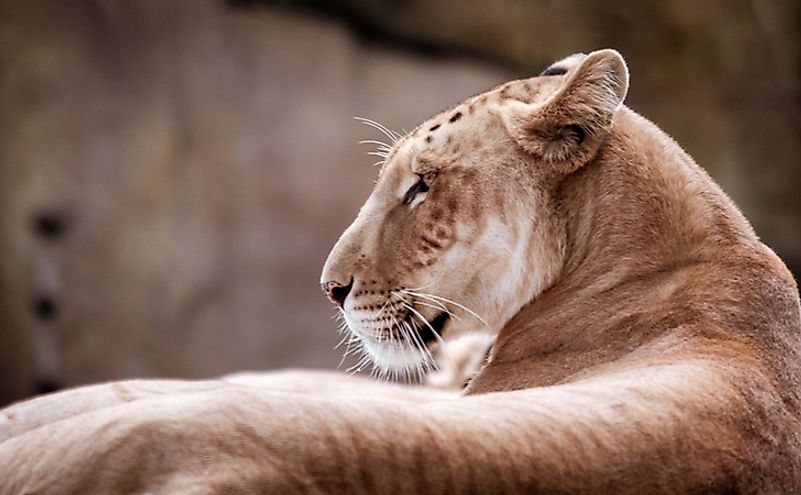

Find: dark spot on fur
<box><xmin>468</xmin><ymin>103</ymin><xmax>475</xmax><ymax>114</ymax></box>
<box><xmin>540</xmin><ymin>66</ymin><xmax>568</xmax><ymax>76</ymax></box>
<box><xmin>425</xmin><ymin>136</ymin><xmax>432</xmax><ymax>143</ymax></box>
<box><xmin>449</xmin><ymin>112</ymin><xmax>462</xmax><ymax>123</ymax></box>
<box><xmin>429</xmin><ymin>124</ymin><xmax>441</xmax><ymax>131</ymax></box>
<box><xmin>446</xmin><ymin>135</ymin><xmax>453</xmax><ymax>145</ymax></box>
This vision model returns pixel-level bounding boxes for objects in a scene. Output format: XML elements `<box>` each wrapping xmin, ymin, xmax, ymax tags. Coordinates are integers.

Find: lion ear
<box><xmin>501</xmin><ymin>49</ymin><xmax>629</xmax><ymax>165</ymax></box>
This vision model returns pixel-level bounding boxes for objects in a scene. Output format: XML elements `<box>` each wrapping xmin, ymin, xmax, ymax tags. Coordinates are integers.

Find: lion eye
<box><xmin>403</xmin><ymin>174</ymin><xmax>430</xmax><ymax>205</ymax></box>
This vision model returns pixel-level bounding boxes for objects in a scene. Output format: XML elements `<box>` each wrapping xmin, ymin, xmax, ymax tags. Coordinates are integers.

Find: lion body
<box><xmin>1</xmin><ymin>50</ymin><xmax>800</xmax><ymax>494</ymax></box>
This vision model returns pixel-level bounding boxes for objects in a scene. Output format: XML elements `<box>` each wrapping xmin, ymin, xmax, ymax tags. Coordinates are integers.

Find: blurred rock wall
<box><xmin>0</xmin><ymin>0</ymin><xmax>798</xmax><ymax>405</ymax></box>
<box><xmin>0</xmin><ymin>0</ymin><xmax>510</xmax><ymax>404</ymax></box>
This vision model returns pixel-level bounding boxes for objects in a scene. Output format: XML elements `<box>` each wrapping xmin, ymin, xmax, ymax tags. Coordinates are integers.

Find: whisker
<box><xmin>334</xmin><ymin>308</ymin><xmax>354</xmax><ymax>368</ymax></box>
<box><xmin>403</xmin><ymin>297</ymin><xmax>463</xmax><ymax>322</ymax></box>
<box><xmin>392</xmin><ymin>289</ymin><xmax>444</xmax><ymax>311</ymax></box>
<box><xmin>336</xmin><ymin>335</ymin><xmax>360</xmax><ymax>369</ymax></box>
<box><xmin>400</xmin><ymin>316</ymin><xmax>429</xmax><ymax>362</ymax></box>
<box><xmin>358</xmin><ymin>139</ymin><xmax>393</xmax><ymax>150</ymax></box>
<box><xmin>377</xmin><ymin>298</ymin><xmax>393</xmax><ymax>318</ymax></box>
<box><xmin>354</xmin><ymin>116</ymin><xmax>402</xmax><ymax>143</ymax></box>
<box><xmin>333</xmin><ymin>333</ymin><xmax>350</xmax><ymax>350</ymax></box>
<box><xmin>400</xmin><ymin>301</ymin><xmax>446</xmax><ymax>350</ymax></box>
<box><xmin>346</xmin><ymin>349</ymin><xmax>371</xmax><ymax>375</ymax></box>
<box><xmin>390</xmin><ymin>292</ymin><xmax>441</xmax><ymax>377</ymax></box>
<box><xmin>401</xmin><ymin>289</ymin><xmax>489</xmax><ymax>328</ymax></box>
<box><xmin>396</xmin><ymin>319</ymin><xmax>414</xmax><ymax>380</ymax></box>
<box><xmin>401</xmin><ymin>316</ymin><xmax>436</xmax><ymax>372</ymax></box>
<box><xmin>340</xmin><ymin>334</ymin><xmax>359</xmax><ymax>356</ymax></box>
<box><xmin>404</xmin><ymin>283</ymin><xmax>434</xmax><ymax>292</ymax></box>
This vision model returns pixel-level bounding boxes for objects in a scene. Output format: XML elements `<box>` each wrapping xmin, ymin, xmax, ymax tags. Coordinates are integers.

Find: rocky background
<box><xmin>0</xmin><ymin>0</ymin><xmax>798</xmax><ymax>405</ymax></box>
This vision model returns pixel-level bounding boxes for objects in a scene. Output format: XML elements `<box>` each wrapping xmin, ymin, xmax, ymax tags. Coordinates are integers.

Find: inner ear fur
<box><xmin>501</xmin><ymin>49</ymin><xmax>629</xmax><ymax>165</ymax></box>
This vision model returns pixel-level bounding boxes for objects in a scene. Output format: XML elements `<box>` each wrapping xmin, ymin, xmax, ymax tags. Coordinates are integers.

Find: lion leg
<box><xmin>0</xmin><ymin>369</ymin><xmax>458</xmax><ymax>447</ymax></box>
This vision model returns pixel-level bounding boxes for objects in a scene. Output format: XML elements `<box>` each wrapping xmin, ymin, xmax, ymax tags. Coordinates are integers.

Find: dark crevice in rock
<box><xmin>226</xmin><ymin>0</ymin><xmax>528</xmax><ymax>73</ymax></box>
<box><xmin>34</xmin><ymin>376</ymin><xmax>64</xmax><ymax>395</ymax></box>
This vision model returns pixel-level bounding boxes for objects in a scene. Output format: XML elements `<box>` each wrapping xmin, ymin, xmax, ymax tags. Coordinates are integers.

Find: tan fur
<box><xmin>2</xmin><ymin>49</ymin><xmax>800</xmax><ymax>494</ymax></box>
<box><xmin>425</xmin><ymin>333</ymin><xmax>494</xmax><ymax>389</ymax></box>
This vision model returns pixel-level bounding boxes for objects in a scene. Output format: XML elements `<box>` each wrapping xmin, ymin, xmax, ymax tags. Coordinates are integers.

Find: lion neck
<box><xmin>468</xmin><ymin>107</ymin><xmax>757</xmax><ymax>394</ymax></box>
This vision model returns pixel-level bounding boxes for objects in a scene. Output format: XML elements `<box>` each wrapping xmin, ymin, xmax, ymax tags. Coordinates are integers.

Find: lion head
<box><xmin>321</xmin><ymin>49</ymin><xmax>629</xmax><ymax>376</ymax></box>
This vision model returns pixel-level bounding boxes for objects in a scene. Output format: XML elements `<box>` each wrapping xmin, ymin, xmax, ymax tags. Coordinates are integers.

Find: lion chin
<box><xmin>341</xmin><ymin>308</ymin><xmax>451</xmax><ymax>375</ymax></box>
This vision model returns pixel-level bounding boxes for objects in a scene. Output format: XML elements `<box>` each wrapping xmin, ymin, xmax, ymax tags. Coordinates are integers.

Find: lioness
<box><xmin>1</xmin><ymin>49</ymin><xmax>800</xmax><ymax>494</ymax></box>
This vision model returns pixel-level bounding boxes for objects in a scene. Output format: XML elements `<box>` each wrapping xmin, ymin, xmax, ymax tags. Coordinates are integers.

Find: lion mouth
<box><xmin>400</xmin><ymin>311</ymin><xmax>449</xmax><ymax>345</ymax></box>
<box><xmin>367</xmin><ymin>311</ymin><xmax>450</xmax><ymax>347</ymax></box>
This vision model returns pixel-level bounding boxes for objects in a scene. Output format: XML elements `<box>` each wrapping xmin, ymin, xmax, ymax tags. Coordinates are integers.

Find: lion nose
<box><xmin>321</xmin><ymin>278</ymin><xmax>354</xmax><ymax>308</ymax></box>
